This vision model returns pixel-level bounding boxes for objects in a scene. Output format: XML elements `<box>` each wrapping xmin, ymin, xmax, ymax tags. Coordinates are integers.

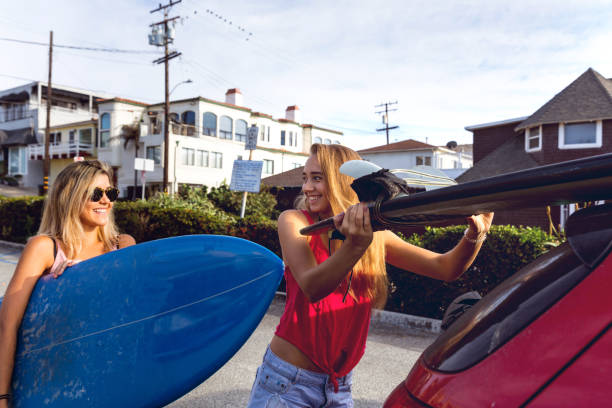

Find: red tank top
<box><xmin>275</xmin><ymin>210</ymin><xmax>372</xmax><ymax>392</ymax></box>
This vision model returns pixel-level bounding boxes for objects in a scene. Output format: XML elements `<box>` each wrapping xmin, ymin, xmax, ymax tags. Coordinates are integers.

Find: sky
<box><xmin>2</xmin><ymin>0</ymin><xmax>612</xmax><ymax>151</ymax></box>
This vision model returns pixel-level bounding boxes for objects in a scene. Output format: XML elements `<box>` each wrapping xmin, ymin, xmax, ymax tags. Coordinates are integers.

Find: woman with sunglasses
<box><xmin>247</xmin><ymin>144</ymin><xmax>493</xmax><ymax>407</ymax></box>
<box><xmin>0</xmin><ymin>160</ymin><xmax>135</xmax><ymax>406</ymax></box>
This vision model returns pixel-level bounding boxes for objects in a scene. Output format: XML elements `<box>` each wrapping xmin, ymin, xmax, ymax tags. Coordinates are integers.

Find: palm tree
<box><xmin>120</xmin><ymin>122</ymin><xmax>141</xmax><ymax>200</ymax></box>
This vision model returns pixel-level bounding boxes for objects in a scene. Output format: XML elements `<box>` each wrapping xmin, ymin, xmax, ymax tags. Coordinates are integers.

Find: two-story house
<box><xmin>0</xmin><ymin>82</ymin><xmax>102</xmax><ymax>190</ymax></box>
<box><xmin>358</xmin><ymin>139</ymin><xmax>472</xmax><ymax>179</ymax></box>
<box><xmin>460</xmin><ymin>67</ymin><xmax>612</xmax><ymax>230</ymax></box>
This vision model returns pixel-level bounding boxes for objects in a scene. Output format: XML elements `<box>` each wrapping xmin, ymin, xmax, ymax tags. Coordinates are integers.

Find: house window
<box><xmin>313</xmin><ymin>136</ymin><xmax>322</xmax><ymax>144</ymax></box>
<box><xmin>416</xmin><ymin>156</ymin><xmax>432</xmax><ymax>166</ymax></box>
<box><xmin>196</xmin><ymin>149</ymin><xmax>208</xmax><ymax>167</ymax></box>
<box><xmin>219</xmin><ymin>116</ymin><xmax>233</xmax><ymax>139</ymax></box>
<box><xmin>334</xmin><ymin>140</ymin><xmax>340</xmax><ymax>144</ymax></box>
<box><xmin>266</xmin><ymin>126</ymin><xmax>270</xmax><ymax>142</ymax></box>
<box><xmin>203</xmin><ymin>112</ymin><xmax>217</xmax><ymax>137</ymax></box>
<box><xmin>289</xmin><ymin>132</ymin><xmax>293</xmax><ymax>146</ymax></box>
<box><xmin>181</xmin><ymin>111</ymin><xmax>196</xmax><ymax>136</ymax></box>
<box><xmin>146</xmin><ymin>146</ymin><xmax>161</xmax><ymax>164</ymax></box>
<box><xmin>79</xmin><ymin>128</ymin><xmax>93</xmax><ymax>145</ymax></box>
<box><xmin>100</xmin><ymin>113</ymin><xmax>111</xmax><ymax>147</ymax></box>
<box><xmin>280</xmin><ymin>130</ymin><xmax>286</xmax><ymax>146</ymax></box>
<box><xmin>69</xmin><ymin>130</ymin><xmax>76</xmax><ymax>144</ymax></box>
<box><xmin>235</xmin><ymin>119</ymin><xmax>247</xmax><ymax>142</ymax></box>
<box><xmin>49</xmin><ymin>132</ymin><xmax>61</xmax><ymax>145</ymax></box>
<box><xmin>181</xmin><ymin>111</ymin><xmax>195</xmax><ymax>125</ymax></box>
<box><xmin>8</xmin><ymin>146</ymin><xmax>26</xmax><ymax>175</ymax></box>
<box><xmin>211</xmin><ymin>152</ymin><xmax>223</xmax><ymax>168</ymax></box>
<box><xmin>263</xmin><ymin>159</ymin><xmax>274</xmax><ymax>174</ymax></box>
<box><xmin>559</xmin><ymin>121</ymin><xmax>602</xmax><ymax>149</ymax></box>
<box><xmin>324</xmin><ymin>138</ymin><xmax>331</xmax><ymax>144</ymax></box>
<box><xmin>525</xmin><ymin>126</ymin><xmax>542</xmax><ymax>152</ymax></box>
<box><xmin>260</xmin><ymin>125</ymin><xmax>265</xmax><ymax>141</ymax></box>
<box><xmin>181</xmin><ymin>147</ymin><xmax>195</xmax><ymax>166</ymax></box>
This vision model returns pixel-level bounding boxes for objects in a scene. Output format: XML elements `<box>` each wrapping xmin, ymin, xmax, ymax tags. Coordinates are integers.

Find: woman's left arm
<box><xmin>385</xmin><ymin>213</ymin><xmax>494</xmax><ymax>282</ymax></box>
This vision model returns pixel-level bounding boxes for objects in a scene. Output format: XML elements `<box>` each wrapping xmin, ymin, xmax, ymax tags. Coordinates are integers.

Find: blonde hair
<box><xmin>297</xmin><ymin>143</ymin><xmax>388</xmax><ymax>308</ymax></box>
<box><xmin>38</xmin><ymin>160</ymin><xmax>119</xmax><ymax>258</ymax></box>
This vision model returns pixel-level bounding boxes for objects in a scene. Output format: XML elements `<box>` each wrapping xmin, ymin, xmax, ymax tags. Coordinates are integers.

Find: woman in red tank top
<box><xmin>247</xmin><ymin>144</ymin><xmax>493</xmax><ymax>407</ymax></box>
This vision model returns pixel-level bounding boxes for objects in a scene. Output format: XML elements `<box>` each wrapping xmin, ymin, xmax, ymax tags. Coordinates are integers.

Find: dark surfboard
<box><xmin>301</xmin><ymin>153</ymin><xmax>612</xmax><ymax>236</ymax></box>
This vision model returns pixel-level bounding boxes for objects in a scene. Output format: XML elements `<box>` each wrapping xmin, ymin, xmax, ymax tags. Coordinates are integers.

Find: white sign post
<box><xmin>134</xmin><ymin>158</ymin><xmax>155</xmax><ymax>200</ymax></box>
<box><xmin>231</xmin><ymin>125</ymin><xmax>261</xmax><ymax>218</ymax></box>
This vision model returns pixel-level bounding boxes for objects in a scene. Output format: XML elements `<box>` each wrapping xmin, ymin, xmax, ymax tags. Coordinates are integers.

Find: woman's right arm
<box><xmin>0</xmin><ymin>236</ymin><xmax>54</xmax><ymax>406</ymax></box>
<box><xmin>278</xmin><ymin>204</ymin><xmax>372</xmax><ymax>303</ymax></box>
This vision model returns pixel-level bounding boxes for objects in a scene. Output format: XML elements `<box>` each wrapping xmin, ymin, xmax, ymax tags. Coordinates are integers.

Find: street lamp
<box><xmin>170</xmin><ymin>79</ymin><xmax>193</xmax><ymax>96</ymax></box>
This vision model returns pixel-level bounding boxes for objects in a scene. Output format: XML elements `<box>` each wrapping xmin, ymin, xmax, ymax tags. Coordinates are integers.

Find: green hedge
<box><xmin>386</xmin><ymin>224</ymin><xmax>561</xmax><ymax>319</ymax></box>
<box><xmin>113</xmin><ymin>200</ymin><xmax>280</xmax><ymax>255</ymax></box>
<box><xmin>0</xmin><ymin>196</ymin><xmax>281</xmax><ymax>256</ymax></box>
<box><xmin>0</xmin><ymin>196</ymin><xmax>45</xmax><ymax>243</ymax></box>
<box><xmin>0</xmin><ymin>196</ymin><xmax>561</xmax><ymax>319</ymax></box>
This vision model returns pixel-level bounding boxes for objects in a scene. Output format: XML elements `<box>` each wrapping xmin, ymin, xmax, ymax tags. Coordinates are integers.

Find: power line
<box><xmin>149</xmin><ymin>0</ymin><xmax>182</xmax><ymax>194</ymax></box>
<box><xmin>0</xmin><ymin>37</ymin><xmax>161</xmax><ymax>55</ymax></box>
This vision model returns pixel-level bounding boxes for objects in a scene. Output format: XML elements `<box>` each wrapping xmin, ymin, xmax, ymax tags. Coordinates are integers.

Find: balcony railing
<box><xmin>28</xmin><ymin>142</ymin><xmax>95</xmax><ymax>160</ymax></box>
<box><xmin>171</xmin><ymin>123</ymin><xmax>196</xmax><ymax>136</ymax></box>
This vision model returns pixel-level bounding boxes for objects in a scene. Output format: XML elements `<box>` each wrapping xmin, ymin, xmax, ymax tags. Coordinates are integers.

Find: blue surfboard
<box><xmin>4</xmin><ymin>235</ymin><xmax>283</xmax><ymax>407</ymax></box>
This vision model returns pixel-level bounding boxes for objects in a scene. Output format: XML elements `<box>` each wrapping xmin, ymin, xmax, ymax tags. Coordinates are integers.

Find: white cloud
<box><xmin>2</xmin><ymin>0</ymin><xmax>612</xmax><ymax>150</ymax></box>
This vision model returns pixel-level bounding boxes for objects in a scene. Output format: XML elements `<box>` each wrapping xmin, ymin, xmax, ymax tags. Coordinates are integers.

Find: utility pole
<box><xmin>43</xmin><ymin>30</ymin><xmax>53</xmax><ymax>195</ymax></box>
<box><xmin>375</xmin><ymin>101</ymin><xmax>399</xmax><ymax>145</ymax></box>
<box><xmin>150</xmin><ymin>0</ymin><xmax>181</xmax><ymax>193</ymax></box>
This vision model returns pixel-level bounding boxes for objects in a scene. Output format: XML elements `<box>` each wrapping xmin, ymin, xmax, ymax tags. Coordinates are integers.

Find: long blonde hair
<box><xmin>297</xmin><ymin>143</ymin><xmax>388</xmax><ymax>308</ymax></box>
<box><xmin>38</xmin><ymin>160</ymin><xmax>119</xmax><ymax>258</ymax></box>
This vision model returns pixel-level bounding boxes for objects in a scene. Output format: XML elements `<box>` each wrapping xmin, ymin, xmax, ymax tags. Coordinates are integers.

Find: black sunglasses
<box><xmin>90</xmin><ymin>187</ymin><xmax>120</xmax><ymax>202</ymax></box>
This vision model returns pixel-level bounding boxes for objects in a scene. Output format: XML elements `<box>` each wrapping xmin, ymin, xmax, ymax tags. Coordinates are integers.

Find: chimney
<box><xmin>285</xmin><ymin>105</ymin><xmax>300</xmax><ymax>122</ymax></box>
<box><xmin>225</xmin><ymin>88</ymin><xmax>243</xmax><ymax>106</ymax></box>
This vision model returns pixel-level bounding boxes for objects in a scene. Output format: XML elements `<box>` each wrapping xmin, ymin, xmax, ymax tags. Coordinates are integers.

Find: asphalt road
<box><xmin>0</xmin><ymin>242</ymin><xmax>438</xmax><ymax>407</ymax></box>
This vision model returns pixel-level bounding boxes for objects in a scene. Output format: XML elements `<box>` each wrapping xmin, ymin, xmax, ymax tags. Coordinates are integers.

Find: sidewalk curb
<box><xmin>274</xmin><ymin>292</ymin><xmax>441</xmax><ymax>335</ymax></box>
<box><xmin>0</xmin><ymin>240</ymin><xmax>25</xmax><ymax>249</ymax></box>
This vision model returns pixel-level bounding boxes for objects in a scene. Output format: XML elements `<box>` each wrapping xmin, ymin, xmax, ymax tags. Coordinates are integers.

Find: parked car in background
<box><xmin>384</xmin><ymin>202</ymin><xmax>612</xmax><ymax>407</ymax></box>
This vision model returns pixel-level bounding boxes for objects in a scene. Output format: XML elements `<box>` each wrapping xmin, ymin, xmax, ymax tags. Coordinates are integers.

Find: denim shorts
<box><xmin>246</xmin><ymin>346</ymin><xmax>354</xmax><ymax>408</ymax></box>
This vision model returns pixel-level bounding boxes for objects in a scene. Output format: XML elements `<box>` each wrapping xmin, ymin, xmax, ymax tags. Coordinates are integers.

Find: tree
<box><xmin>120</xmin><ymin>122</ymin><xmax>141</xmax><ymax>200</ymax></box>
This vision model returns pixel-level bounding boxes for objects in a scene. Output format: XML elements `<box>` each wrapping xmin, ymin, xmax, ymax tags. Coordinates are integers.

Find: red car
<box><xmin>384</xmin><ymin>203</ymin><xmax>612</xmax><ymax>407</ymax></box>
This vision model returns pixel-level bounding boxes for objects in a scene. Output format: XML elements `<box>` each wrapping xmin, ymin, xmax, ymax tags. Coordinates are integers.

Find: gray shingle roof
<box><xmin>456</xmin><ymin>135</ymin><xmax>538</xmax><ymax>183</ymax></box>
<box><xmin>516</xmin><ymin>68</ymin><xmax>612</xmax><ymax>131</ymax></box>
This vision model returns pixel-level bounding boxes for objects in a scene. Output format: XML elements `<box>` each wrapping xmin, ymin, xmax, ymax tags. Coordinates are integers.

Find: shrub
<box><xmin>207</xmin><ymin>182</ymin><xmax>280</xmax><ymax>220</ymax></box>
<box><xmin>0</xmin><ymin>196</ymin><xmax>45</xmax><ymax>243</ymax></box>
<box><xmin>385</xmin><ymin>224</ymin><xmax>562</xmax><ymax>319</ymax></box>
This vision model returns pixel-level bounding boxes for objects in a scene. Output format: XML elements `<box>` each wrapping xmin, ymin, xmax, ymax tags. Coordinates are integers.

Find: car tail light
<box><xmin>383</xmin><ymin>381</ymin><xmax>431</xmax><ymax>408</ymax></box>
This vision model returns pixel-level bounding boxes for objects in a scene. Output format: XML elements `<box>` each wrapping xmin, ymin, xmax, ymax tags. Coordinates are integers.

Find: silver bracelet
<box><xmin>464</xmin><ymin>227</ymin><xmax>486</xmax><ymax>244</ymax></box>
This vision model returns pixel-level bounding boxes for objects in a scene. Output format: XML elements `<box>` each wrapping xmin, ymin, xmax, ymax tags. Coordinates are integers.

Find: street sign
<box><xmin>246</xmin><ymin>125</ymin><xmax>259</xmax><ymax>150</ymax></box>
<box><xmin>230</xmin><ymin>160</ymin><xmax>263</xmax><ymax>193</ymax></box>
<box><xmin>135</xmin><ymin>157</ymin><xmax>155</xmax><ymax>172</ymax></box>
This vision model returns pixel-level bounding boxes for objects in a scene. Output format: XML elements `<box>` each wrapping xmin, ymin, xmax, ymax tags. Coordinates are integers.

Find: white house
<box><xmin>1</xmin><ymin>83</ymin><xmax>345</xmax><ymax>196</ymax></box>
<box><xmin>358</xmin><ymin>139</ymin><xmax>472</xmax><ymax>178</ymax></box>
<box><xmin>0</xmin><ymin>81</ymin><xmax>107</xmax><ymax>190</ymax></box>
